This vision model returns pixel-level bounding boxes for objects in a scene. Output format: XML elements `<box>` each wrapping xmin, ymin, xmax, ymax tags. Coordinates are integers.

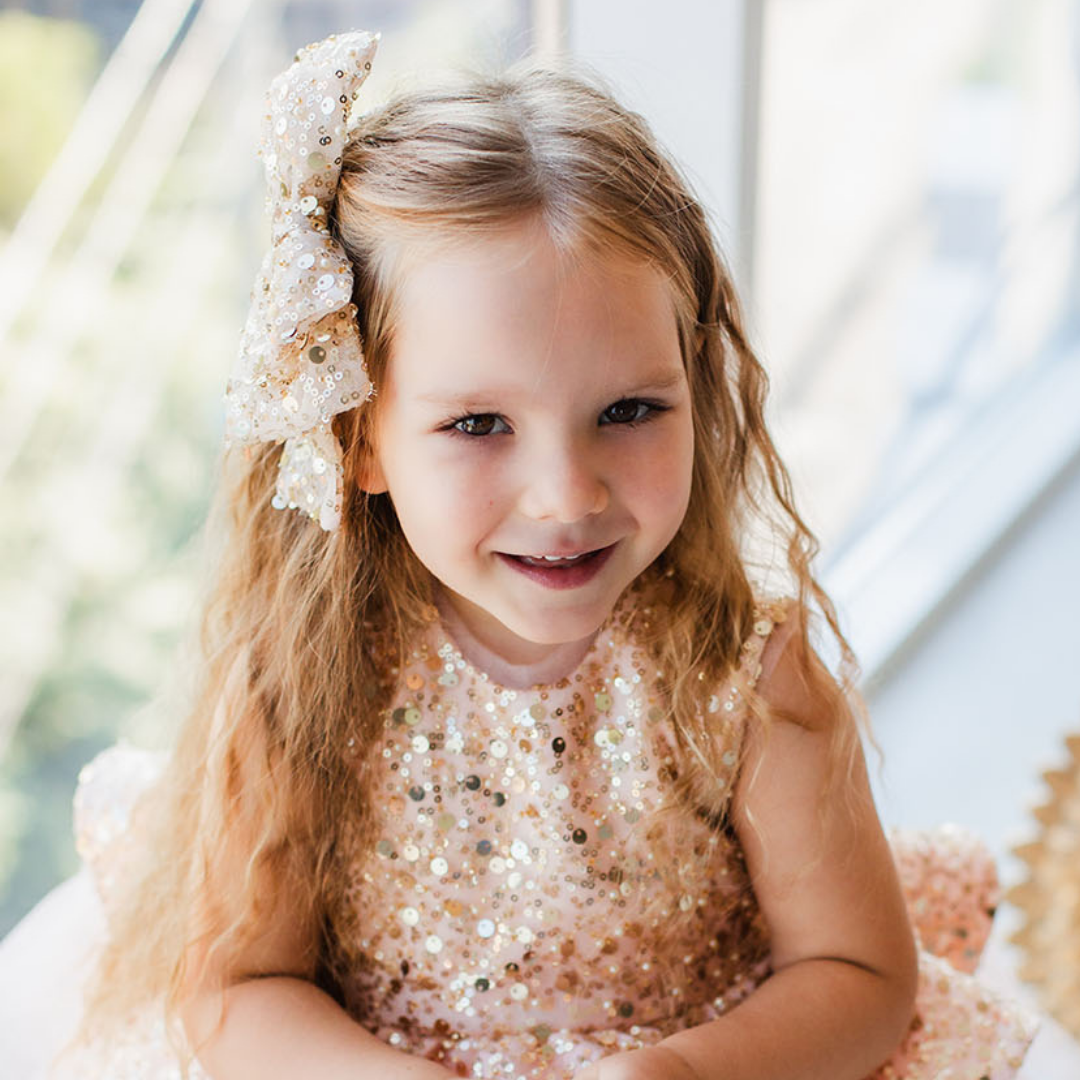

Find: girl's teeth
<box><xmin>519</xmin><ymin>552</ymin><xmax>588</xmax><ymax>567</ymax></box>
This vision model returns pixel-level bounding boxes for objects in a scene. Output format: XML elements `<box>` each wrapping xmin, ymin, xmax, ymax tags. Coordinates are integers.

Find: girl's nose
<box><xmin>517</xmin><ymin>444</ymin><xmax>609</xmax><ymax>524</ymax></box>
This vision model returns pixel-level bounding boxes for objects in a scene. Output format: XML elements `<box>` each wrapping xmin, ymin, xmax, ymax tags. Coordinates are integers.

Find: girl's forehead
<box><xmin>389</xmin><ymin>215</ymin><xmax>663</xmax><ymax>293</ymax></box>
<box><xmin>384</xmin><ymin>220</ymin><xmax>682</xmax><ymax>395</ymax></box>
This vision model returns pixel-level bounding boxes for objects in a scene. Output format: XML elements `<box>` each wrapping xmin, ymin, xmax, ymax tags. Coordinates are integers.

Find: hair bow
<box><xmin>224</xmin><ymin>29</ymin><xmax>379</xmax><ymax>531</ymax></box>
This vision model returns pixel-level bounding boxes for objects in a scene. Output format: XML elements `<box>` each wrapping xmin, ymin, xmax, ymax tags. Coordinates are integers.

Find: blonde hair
<box><xmin>76</xmin><ymin>61</ymin><xmax>860</xmax><ymax>1062</ymax></box>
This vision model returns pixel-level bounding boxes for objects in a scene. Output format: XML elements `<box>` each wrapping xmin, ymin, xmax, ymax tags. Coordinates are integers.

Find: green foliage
<box><xmin>0</xmin><ymin>11</ymin><xmax>102</xmax><ymax>231</ymax></box>
<box><xmin>0</xmin><ymin>342</ymin><xmax>217</xmax><ymax>933</ymax></box>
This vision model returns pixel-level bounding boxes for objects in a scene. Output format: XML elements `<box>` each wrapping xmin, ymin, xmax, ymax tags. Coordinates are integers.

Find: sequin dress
<box><xmin>13</xmin><ymin>592</ymin><xmax>1036</xmax><ymax>1079</ymax></box>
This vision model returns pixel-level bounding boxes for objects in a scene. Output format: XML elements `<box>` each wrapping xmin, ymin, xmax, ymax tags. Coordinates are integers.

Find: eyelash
<box><xmin>443</xmin><ymin>399</ymin><xmax>670</xmax><ymax>438</ymax></box>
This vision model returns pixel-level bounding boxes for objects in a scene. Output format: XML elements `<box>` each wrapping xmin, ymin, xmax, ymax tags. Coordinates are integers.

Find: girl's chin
<box><xmin>430</xmin><ymin>567</ymin><xmax>626</xmax><ymax>657</ymax></box>
<box><xmin>476</xmin><ymin>600</ymin><xmax>605</xmax><ymax>651</ymax></box>
<box><xmin>497</xmin><ymin>598</ymin><xmax>618</xmax><ymax>649</ymax></box>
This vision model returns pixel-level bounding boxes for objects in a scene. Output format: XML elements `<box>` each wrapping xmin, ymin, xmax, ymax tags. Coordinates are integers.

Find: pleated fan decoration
<box><xmin>1007</xmin><ymin>731</ymin><xmax>1080</xmax><ymax>1037</ymax></box>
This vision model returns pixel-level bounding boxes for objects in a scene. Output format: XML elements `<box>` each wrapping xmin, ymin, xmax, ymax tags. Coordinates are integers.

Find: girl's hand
<box><xmin>575</xmin><ymin>1046</ymin><xmax>702</xmax><ymax>1080</ymax></box>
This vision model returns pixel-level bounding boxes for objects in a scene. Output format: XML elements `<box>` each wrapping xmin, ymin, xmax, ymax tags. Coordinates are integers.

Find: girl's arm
<box><xmin>179</xmin><ymin>871</ymin><xmax>457</xmax><ymax>1080</ymax></box>
<box><xmin>179</xmin><ymin>846</ymin><xmax>456</xmax><ymax>1080</ymax></box>
<box><xmin>580</xmin><ymin>628</ymin><xmax>919</xmax><ymax>1080</ymax></box>
<box><xmin>179</xmin><ymin>678</ymin><xmax>457</xmax><ymax>1080</ymax></box>
<box><xmin>183</xmin><ymin>976</ymin><xmax>456</xmax><ymax>1080</ymax></box>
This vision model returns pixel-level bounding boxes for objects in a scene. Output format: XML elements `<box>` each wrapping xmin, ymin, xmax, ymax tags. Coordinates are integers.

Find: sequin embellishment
<box><xmin>323</xmin><ymin>591</ymin><xmax>1036</xmax><ymax>1078</ymax></box>
<box><xmin>330</xmin><ymin>594</ymin><xmax>781</xmax><ymax>1072</ymax></box>
<box><xmin>224</xmin><ymin>31</ymin><xmax>379</xmax><ymax>530</ymax></box>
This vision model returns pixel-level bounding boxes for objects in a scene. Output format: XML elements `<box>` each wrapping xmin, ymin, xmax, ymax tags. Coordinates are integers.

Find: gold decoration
<box><xmin>1007</xmin><ymin>731</ymin><xmax>1080</xmax><ymax>1036</ymax></box>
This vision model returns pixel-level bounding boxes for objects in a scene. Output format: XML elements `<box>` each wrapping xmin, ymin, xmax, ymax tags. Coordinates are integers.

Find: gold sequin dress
<box><xmin>18</xmin><ymin>593</ymin><xmax>1036</xmax><ymax>1079</ymax></box>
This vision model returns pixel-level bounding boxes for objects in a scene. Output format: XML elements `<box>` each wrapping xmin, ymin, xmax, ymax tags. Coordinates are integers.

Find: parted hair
<box><xmin>75</xmin><ymin>61</ymin><xmax>860</xmax><ymax>1066</ymax></box>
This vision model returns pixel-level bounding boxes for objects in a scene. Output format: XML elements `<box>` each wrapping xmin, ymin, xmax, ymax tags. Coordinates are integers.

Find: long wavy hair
<box><xmin>74</xmin><ymin>60</ymin><xmax>861</xmax><ymax>1066</ymax></box>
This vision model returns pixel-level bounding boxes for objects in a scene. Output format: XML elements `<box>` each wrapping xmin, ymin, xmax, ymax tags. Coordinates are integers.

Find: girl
<box><xmin>4</xmin><ymin>27</ymin><xmax>1035</xmax><ymax>1080</ymax></box>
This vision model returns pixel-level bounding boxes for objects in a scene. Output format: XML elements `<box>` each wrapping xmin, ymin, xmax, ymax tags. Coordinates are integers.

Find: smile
<box><xmin>497</xmin><ymin>544</ymin><xmax>616</xmax><ymax>589</ymax></box>
<box><xmin>518</xmin><ymin>552</ymin><xmax>592</xmax><ymax>566</ymax></box>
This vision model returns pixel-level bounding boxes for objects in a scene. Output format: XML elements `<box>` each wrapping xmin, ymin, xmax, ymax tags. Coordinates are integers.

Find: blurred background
<box><xmin>0</xmin><ymin>4</ymin><xmax>1078</xmax><ymax>1053</ymax></box>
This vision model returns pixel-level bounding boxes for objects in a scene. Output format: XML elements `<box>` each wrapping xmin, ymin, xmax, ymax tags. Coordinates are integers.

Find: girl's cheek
<box><xmin>620</xmin><ymin>423</ymin><xmax>692</xmax><ymax>476</ymax></box>
<box><xmin>428</xmin><ymin>449</ymin><xmax>507</xmax><ymax>508</ymax></box>
<box><xmin>435</xmin><ymin>442</ymin><xmax>507</xmax><ymax>479</ymax></box>
<box><xmin>634</xmin><ymin>431</ymin><xmax>695</xmax><ymax>513</ymax></box>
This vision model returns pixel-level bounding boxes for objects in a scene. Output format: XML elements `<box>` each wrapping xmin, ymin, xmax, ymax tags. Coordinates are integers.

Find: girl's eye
<box><xmin>450</xmin><ymin>413</ymin><xmax>510</xmax><ymax>437</ymax></box>
<box><xmin>446</xmin><ymin>401</ymin><xmax>665</xmax><ymax>437</ymax></box>
<box><xmin>600</xmin><ymin>399</ymin><xmax>662</xmax><ymax>425</ymax></box>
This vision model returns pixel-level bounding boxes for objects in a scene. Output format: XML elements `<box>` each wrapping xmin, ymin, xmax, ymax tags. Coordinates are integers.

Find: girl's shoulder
<box><xmin>745</xmin><ymin>591</ymin><xmax>854</xmax><ymax>738</ymax></box>
<box><xmin>742</xmin><ymin>592</ymin><xmax>798</xmax><ymax>691</ymax></box>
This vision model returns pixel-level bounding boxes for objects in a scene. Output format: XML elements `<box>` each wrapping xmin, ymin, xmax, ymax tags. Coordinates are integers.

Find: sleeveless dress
<box><xmin>2</xmin><ymin>590</ymin><xmax>1037</xmax><ymax>1079</ymax></box>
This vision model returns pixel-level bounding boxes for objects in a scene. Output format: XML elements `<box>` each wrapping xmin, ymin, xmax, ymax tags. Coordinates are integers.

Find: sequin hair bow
<box><xmin>224</xmin><ymin>30</ymin><xmax>379</xmax><ymax>531</ymax></box>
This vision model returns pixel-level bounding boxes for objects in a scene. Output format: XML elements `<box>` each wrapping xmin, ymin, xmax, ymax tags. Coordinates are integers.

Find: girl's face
<box><xmin>362</xmin><ymin>218</ymin><xmax>694</xmax><ymax>665</ymax></box>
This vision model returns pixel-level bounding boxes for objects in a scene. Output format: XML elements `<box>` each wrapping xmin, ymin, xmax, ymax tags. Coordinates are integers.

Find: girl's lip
<box><xmin>496</xmin><ymin>543</ymin><xmax>616</xmax><ymax>590</ymax></box>
<box><xmin>514</xmin><ymin>549</ymin><xmax>599</xmax><ymax>559</ymax></box>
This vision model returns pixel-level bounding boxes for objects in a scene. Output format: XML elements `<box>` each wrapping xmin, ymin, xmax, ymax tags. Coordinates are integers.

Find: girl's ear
<box><xmin>355</xmin><ymin>442</ymin><xmax>388</xmax><ymax>495</ymax></box>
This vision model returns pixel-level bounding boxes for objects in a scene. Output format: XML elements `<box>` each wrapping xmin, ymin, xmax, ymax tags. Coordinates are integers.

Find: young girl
<box><xmin>4</xmin><ymin>27</ymin><xmax>1036</xmax><ymax>1080</ymax></box>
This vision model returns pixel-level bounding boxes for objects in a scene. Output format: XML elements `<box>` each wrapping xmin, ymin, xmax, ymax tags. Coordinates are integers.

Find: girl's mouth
<box><xmin>497</xmin><ymin>544</ymin><xmax>616</xmax><ymax>589</ymax></box>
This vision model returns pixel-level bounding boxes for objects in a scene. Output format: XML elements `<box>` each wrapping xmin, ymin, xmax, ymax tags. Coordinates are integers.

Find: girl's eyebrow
<box><xmin>416</xmin><ymin>370</ymin><xmax>685</xmax><ymax>406</ymax></box>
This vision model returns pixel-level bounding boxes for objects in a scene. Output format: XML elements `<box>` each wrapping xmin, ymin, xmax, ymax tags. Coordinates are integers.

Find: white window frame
<box><xmin>558</xmin><ymin>0</ymin><xmax>763</xmax><ymax>294</ymax></box>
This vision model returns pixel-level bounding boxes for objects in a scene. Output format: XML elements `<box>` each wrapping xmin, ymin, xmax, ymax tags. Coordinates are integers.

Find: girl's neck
<box><xmin>431</xmin><ymin>585</ymin><xmax>599</xmax><ymax>690</ymax></box>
